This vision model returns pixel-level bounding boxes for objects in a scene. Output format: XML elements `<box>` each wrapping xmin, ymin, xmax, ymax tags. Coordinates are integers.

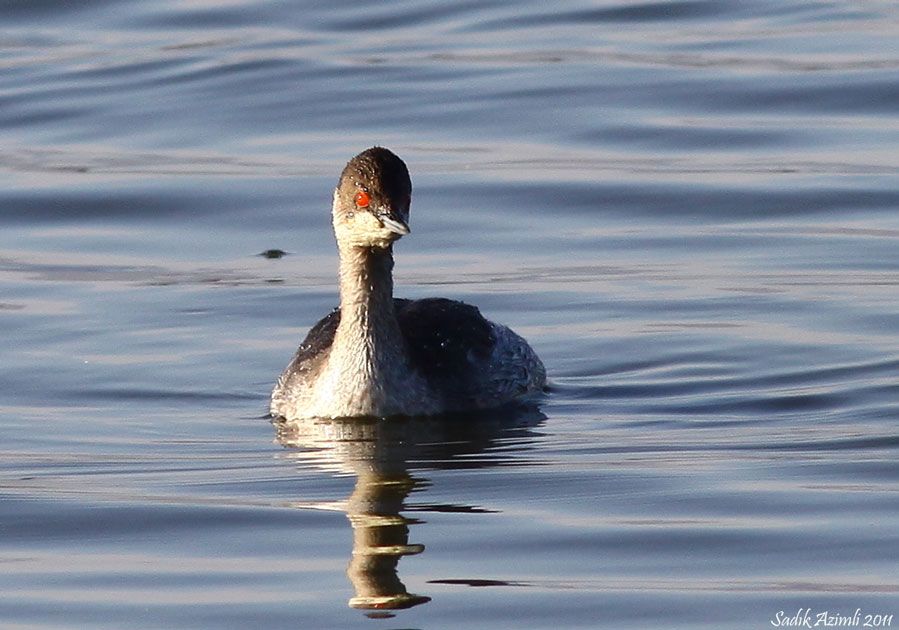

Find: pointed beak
<box><xmin>377</xmin><ymin>209</ymin><xmax>410</xmax><ymax>235</ymax></box>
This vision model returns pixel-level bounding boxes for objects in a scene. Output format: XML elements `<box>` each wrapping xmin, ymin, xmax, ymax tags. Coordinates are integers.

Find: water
<box><xmin>2</xmin><ymin>1</ymin><xmax>898</xmax><ymax>628</ymax></box>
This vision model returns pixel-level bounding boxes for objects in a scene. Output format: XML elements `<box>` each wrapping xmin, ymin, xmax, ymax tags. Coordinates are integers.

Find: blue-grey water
<box><xmin>2</xmin><ymin>1</ymin><xmax>898</xmax><ymax>628</ymax></box>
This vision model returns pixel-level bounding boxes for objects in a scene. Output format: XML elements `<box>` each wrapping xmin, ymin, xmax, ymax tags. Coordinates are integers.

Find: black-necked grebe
<box><xmin>270</xmin><ymin>147</ymin><xmax>545</xmax><ymax>420</ymax></box>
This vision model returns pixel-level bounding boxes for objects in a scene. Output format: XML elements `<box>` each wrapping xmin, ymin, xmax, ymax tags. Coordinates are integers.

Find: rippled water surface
<box><xmin>2</xmin><ymin>1</ymin><xmax>898</xmax><ymax>628</ymax></box>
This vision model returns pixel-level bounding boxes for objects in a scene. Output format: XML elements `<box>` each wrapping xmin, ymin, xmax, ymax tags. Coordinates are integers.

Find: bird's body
<box><xmin>271</xmin><ymin>147</ymin><xmax>545</xmax><ymax>421</ymax></box>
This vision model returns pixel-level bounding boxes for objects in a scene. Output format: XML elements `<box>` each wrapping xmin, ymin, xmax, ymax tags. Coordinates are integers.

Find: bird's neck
<box><xmin>312</xmin><ymin>242</ymin><xmax>433</xmax><ymax>418</ymax></box>
<box><xmin>334</xmin><ymin>243</ymin><xmax>403</xmax><ymax>361</ymax></box>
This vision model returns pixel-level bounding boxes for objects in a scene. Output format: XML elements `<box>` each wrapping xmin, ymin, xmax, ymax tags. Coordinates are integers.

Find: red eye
<box><xmin>354</xmin><ymin>190</ymin><xmax>370</xmax><ymax>208</ymax></box>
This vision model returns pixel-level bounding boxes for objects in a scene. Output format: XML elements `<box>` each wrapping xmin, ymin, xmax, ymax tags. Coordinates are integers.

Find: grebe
<box><xmin>271</xmin><ymin>147</ymin><xmax>545</xmax><ymax>420</ymax></box>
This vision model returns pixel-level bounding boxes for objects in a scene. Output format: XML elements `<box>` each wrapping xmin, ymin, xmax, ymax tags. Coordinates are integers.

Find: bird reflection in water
<box><xmin>274</xmin><ymin>407</ymin><xmax>544</xmax><ymax>616</ymax></box>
